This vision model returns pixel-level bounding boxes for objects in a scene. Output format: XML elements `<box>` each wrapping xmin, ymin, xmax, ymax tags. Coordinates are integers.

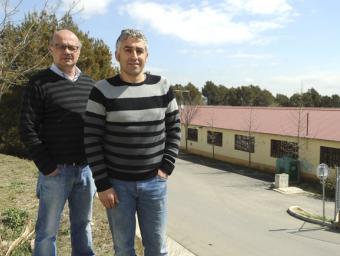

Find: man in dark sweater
<box><xmin>84</xmin><ymin>29</ymin><xmax>181</xmax><ymax>256</ymax></box>
<box><xmin>20</xmin><ymin>29</ymin><xmax>96</xmax><ymax>256</ymax></box>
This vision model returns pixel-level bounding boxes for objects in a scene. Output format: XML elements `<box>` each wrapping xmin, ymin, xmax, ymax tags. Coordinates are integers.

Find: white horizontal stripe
<box><xmin>166</xmin><ymin>98</ymin><xmax>179</xmax><ymax>113</ymax></box>
<box><xmin>105</xmin><ymin>133</ymin><xmax>165</xmax><ymax>144</ymax></box>
<box><xmin>86</xmin><ymin>99</ymin><xmax>106</xmax><ymax>116</ymax></box>
<box><xmin>105</xmin><ymin>123</ymin><xmax>165</xmax><ymax>133</ymax></box>
<box><xmin>106</xmin><ymin>108</ymin><xmax>166</xmax><ymax>122</ymax></box>
<box><xmin>96</xmin><ymin>78</ymin><xmax>170</xmax><ymax>99</ymax></box>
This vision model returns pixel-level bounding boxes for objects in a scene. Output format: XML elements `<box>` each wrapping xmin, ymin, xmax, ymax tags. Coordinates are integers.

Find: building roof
<box><xmin>185</xmin><ymin>106</ymin><xmax>340</xmax><ymax>142</ymax></box>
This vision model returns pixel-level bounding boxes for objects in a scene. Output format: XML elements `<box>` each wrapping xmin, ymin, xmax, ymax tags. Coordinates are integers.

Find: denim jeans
<box><xmin>34</xmin><ymin>164</ymin><xmax>96</xmax><ymax>256</ymax></box>
<box><xmin>106</xmin><ymin>176</ymin><xmax>168</xmax><ymax>256</ymax></box>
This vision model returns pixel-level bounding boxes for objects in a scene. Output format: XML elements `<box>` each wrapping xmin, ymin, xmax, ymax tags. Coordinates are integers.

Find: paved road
<box><xmin>167</xmin><ymin>154</ymin><xmax>340</xmax><ymax>256</ymax></box>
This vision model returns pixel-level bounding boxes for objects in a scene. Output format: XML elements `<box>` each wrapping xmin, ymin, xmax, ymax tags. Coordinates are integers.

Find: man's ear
<box><xmin>115</xmin><ymin>51</ymin><xmax>120</xmax><ymax>62</ymax></box>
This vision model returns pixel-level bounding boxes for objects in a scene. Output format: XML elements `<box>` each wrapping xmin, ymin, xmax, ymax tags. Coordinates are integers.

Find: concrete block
<box><xmin>275</xmin><ymin>173</ymin><xmax>289</xmax><ymax>188</ymax></box>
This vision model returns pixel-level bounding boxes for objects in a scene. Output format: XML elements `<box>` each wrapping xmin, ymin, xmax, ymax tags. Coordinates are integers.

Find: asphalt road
<box><xmin>167</xmin><ymin>154</ymin><xmax>340</xmax><ymax>256</ymax></box>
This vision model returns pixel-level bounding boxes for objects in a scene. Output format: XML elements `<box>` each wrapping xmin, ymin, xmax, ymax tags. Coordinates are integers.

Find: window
<box><xmin>207</xmin><ymin>131</ymin><xmax>223</xmax><ymax>146</ymax></box>
<box><xmin>187</xmin><ymin>128</ymin><xmax>198</xmax><ymax>141</ymax></box>
<box><xmin>235</xmin><ymin>135</ymin><xmax>255</xmax><ymax>153</ymax></box>
<box><xmin>320</xmin><ymin>146</ymin><xmax>340</xmax><ymax>168</ymax></box>
<box><xmin>270</xmin><ymin>139</ymin><xmax>298</xmax><ymax>159</ymax></box>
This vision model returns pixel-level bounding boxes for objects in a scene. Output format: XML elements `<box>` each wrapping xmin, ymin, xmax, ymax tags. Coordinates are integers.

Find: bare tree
<box><xmin>235</xmin><ymin>107</ymin><xmax>258</xmax><ymax>167</ymax></box>
<box><xmin>0</xmin><ymin>0</ymin><xmax>23</xmax><ymax>27</ymax></box>
<box><xmin>180</xmin><ymin>104</ymin><xmax>198</xmax><ymax>150</ymax></box>
<box><xmin>0</xmin><ymin>0</ymin><xmax>80</xmax><ymax>102</ymax></box>
<box><xmin>206</xmin><ymin>110</ymin><xmax>217</xmax><ymax>159</ymax></box>
<box><xmin>246</xmin><ymin>107</ymin><xmax>257</xmax><ymax>166</ymax></box>
<box><xmin>1</xmin><ymin>0</ymin><xmax>45</xmax><ymax>101</ymax></box>
<box><xmin>279</xmin><ymin>82</ymin><xmax>320</xmax><ymax>182</ymax></box>
<box><xmin>174</xmin><ymin>89</ymin><xmax>199</xmax><ymax>151</ymax></box>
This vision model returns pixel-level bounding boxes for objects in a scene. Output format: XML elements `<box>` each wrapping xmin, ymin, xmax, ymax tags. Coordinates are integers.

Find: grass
<box><xmin>0</xmin><ymin>153</ymin><xmax>143</xmax><ymax>256</ymax></box>
<box><xmin>294</xmin><ymin>206</ymin><xmax>333</xmax><ymax>223</ymax></box>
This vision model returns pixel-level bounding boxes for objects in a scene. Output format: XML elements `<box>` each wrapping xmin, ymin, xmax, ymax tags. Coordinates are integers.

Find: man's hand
<box><xmin>157</xmin><ymin>169</ymin><xmax>168</xmax><ymax>179</ymax></box>
<box><xmin>98</xmin><ymin>188</ymin><xmax>120</xmax><ymax>209</ymax></box>
<box><xmin>47</xmin><ymin>168</ymin><xmax>59</xmax><ymax>176</ymax></box>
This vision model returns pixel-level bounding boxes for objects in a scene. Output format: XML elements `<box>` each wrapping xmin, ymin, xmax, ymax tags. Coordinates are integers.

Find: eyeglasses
<box><xmin>53</xmin><ymin>44</ymin><xmax>80</xmax><ymax>52</ymax></box>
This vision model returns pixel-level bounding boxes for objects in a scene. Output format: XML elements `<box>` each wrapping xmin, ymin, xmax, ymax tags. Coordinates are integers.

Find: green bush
<box><xmin>0</xmin><ymin>85</ymin><xmax>28</xmax><ymax>157</ymax></box>
<box><xmin>0</xmin><ymin>208</ymin><xmax>31</xmax><ymax>255</ymax></box>
<box><xmin>1</xmin><ymin>208</ymin><xmax>28</xmax><ymax>231</ymax></box>
<box><xmin>325</xmin><ymin>175</ymin><xmax>336</xmax><ymax>197</ymax></box>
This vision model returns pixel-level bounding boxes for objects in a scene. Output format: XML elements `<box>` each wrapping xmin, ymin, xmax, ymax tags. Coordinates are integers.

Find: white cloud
<box><xmin>241</xmin><ymin>0</ymin><xmax>292</xmax><ymax>15</ymax></box>
<box><xmin>178</xmin><ymin>48</ymin><xmax>226</xmax><ymax>56</ymax></box>
<box><xmin>121</xmin><ymin>0</ymin><xmax>295</xmax><ymax>45</ymax></box>
<box><xmin>249</xmin><ymin>20</ymin><xmax>283</xmax><ymax>32</ymax></box>
<box><xmin>224</xmin><ymin>0</ymin><xmax>292</xmax><ymax>15</ymax></box>
<box><xmin>229</xmin><ymin>52</ymin><xmax>273</xmax><ymax>59</ymax></box>
<box><xmin>145</xmin><ymin>65</ymin><xmax>167</xmax><ymax>73</ymax></box>
<box><xmin>122</xmin><ymin>2</ymin><xmax>253</xmax><ymax>44</ymax></box>
<box><xmin>62</xmin><ymin>0</ymin><xmax>113</xmax><ymax>18</ymax></box>
<box><xmin>245</xmin><ymin>77</ymin><xmax>254</xmax><ymax>83</ymax></box>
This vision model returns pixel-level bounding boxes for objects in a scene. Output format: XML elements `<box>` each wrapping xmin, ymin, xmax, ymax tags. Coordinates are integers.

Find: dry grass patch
<box><xmin>0</xmin><ymin>154</ymin><xmax>146</xmax><ymax>255</ymax></box>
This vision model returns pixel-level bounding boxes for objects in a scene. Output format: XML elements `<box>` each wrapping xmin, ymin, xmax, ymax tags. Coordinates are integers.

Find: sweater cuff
<box><xmin>159</xmin><ymin>159</ymin><xmax>175</xmax><ymax>175</ymax></box>
<box><xmin>95</xmin><ymin>178</ymin><xmax>112</xmax><ymax>192</ymax></box>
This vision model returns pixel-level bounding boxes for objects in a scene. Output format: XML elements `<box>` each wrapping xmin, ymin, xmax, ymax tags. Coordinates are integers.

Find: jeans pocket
<box><xmin>156</xmin><ymin>175</ymin><xmax>168</xmax><ymax>182</ymax></box>
<box><xmin>45</xmin><ymin>165</ymin><xmax>63</xmax><ymax>178</ymax></box>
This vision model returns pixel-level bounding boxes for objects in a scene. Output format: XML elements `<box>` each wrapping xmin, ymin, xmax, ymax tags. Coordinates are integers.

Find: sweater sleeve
<box><xmin>159</xmin><ymin>86</ymin><xmax>181</xmax><ymax>175</ymax></box>
<box><xmin>19</xmin><ymin>81</ymin><xmax>57</xmax><ymax>175</ymax></box>
<box><xmin>84</xmin><ymin>86</ymin><xmax>111</xmax><ymax>192</ymax></box>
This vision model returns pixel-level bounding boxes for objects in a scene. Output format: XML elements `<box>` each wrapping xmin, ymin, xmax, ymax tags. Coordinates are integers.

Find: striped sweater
<box><xmin>19</xmin><ymin>68</ymin><xmax>95</xmax><ymax>175</ymax></box>
<box><xmin>84</xmin><ymin>74</ymin><xmax>181</xmax><ymax>192</ymax></box>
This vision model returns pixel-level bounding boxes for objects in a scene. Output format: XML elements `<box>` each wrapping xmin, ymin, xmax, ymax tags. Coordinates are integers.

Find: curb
<box><xmin>287</xmin><ymin>205</ymin><xmax>334</xmax><ymax>228</ymax></box>
<box><xmin>135</xmin><ymin>220</ymin><xmax>196</xmax><ymax>256</ymax></box>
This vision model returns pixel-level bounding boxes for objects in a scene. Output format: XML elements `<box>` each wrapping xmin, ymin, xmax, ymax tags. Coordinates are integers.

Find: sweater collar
<box><xmin>50</xmin><ymin>64</ymin><xmax>81</xmax><ymax>82</ymax></box>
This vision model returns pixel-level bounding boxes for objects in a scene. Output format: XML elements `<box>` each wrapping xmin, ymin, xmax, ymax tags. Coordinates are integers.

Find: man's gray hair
<box><xmin>116</xmin><ymin>29</ymin><xmax>148</xmax><ymax>51</ymax></box>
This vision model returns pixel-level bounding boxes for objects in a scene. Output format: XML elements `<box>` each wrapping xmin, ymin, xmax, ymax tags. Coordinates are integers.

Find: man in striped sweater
<box><xmin>84</xmin><ymin>29</ymin><xmax>181</xmax><ymax>256</ymax></box>
<box><xmin>20</xmin><ymin>30</ymin><xmax>96</xmax><ymax>256</ymax></box>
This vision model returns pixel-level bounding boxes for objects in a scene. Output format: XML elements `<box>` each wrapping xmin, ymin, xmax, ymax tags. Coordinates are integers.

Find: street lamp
<box><xmin>316</xmin><ymin>163</ymin><xmax>329</xmax><ymax>224</ymax></box>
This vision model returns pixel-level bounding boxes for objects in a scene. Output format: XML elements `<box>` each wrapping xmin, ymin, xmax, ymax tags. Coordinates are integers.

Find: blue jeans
<box><xmin>106</xmin><ymin>176</ymin><xmax>168</xmax><ymax>256</ymax></box>
<box><xmin>34</xmin><ymin>164</ymin><xmax>96</xmax><ymax>256</ymax></box>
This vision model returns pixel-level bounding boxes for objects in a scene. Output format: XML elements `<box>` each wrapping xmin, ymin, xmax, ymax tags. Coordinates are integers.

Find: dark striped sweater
<box><xmin>84</xmin><ymin>74</ymin><xmax>181</xmax><ymax>192</ymax></box>
<box><xmin>19</xmin><ymin>68</ymin><xmax>95</xmax><ymax>175</ymax></box>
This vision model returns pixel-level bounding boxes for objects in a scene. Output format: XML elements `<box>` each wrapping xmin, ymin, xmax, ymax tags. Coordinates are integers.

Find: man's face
<box><xmin>49</xmin><ymin>30</ymin><xmax>81</xmax><ymax>71</ymax></box>
<box><xmin>115</xmin><ymin>37</ymin><xmax>148</xmax><ymax>79</ymax></box>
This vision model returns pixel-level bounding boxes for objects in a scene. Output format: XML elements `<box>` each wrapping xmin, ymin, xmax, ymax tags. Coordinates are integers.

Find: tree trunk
<box><xmin>185</xmin><ymin>125</ymin><xmax>188</xmax><ymax>151</ymax></box>
<box><xmin>248</xmin><ymin>151</ymin><xmax>251</xmax><ymax>167</ymax></box>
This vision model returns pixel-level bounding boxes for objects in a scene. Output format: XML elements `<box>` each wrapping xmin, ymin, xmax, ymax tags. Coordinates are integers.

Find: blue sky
<box><xmin>10</xmin><ymin>0</ymin><xmax>340</xmax><ymax>96</ymax></box>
